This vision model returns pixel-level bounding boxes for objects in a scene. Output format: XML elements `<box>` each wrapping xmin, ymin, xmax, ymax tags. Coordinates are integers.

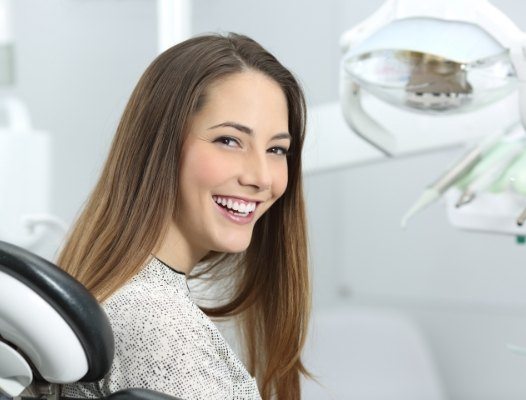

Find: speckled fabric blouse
<box><xmin>62</xmin><ymin>257</ymin><xmax>261</xmax><ymax>400</ymax></box>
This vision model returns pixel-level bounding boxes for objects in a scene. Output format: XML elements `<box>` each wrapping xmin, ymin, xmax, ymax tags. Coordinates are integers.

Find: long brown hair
<box><xmin>57</xmin><ymin>32</ymin><xmax>312</xmax><ymax>399</ymax></box>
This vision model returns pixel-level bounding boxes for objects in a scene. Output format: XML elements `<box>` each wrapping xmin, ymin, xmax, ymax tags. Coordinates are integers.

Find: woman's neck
<box><xmin>153</xmin><ymin>223</ymin><xmax>207</xmax><ymax>275</ymax></box>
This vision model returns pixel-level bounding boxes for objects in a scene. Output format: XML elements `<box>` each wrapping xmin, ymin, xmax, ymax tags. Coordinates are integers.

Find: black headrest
<box><xmin>0</xmin><ymin>241</ymin><xmax>114</xmax><ymax>382</ymax></box>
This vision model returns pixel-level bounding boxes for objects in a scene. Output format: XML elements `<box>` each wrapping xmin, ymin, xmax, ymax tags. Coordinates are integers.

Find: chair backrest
<box><xmin>0</xmin><ymin>240</ymin><xmax>114</xmax><ymax>396</ymax></box>
<box><xmin>301</xmin><ymin>306</ymin><xmax>446</xmax><ymax>400</ymax></box>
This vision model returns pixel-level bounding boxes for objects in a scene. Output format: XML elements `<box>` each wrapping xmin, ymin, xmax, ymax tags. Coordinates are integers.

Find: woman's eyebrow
<box><xmin>272</xmin><ymin>132</ymin><xmax>292</xmax><ymax>141</ymax></box>
<box><xmin>208</xmin><ymin>121</ymin><xmax>291</xmax><ymax>140</ymax></box>
<box><xmin>209</xmin><ymin>121</ymin><xmax>253</xmax><ymax>134</ymax></box>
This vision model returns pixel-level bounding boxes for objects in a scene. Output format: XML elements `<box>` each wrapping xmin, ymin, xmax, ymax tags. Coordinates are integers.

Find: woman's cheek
<box><xmin>273</xmin><ymin>162</ymin><xmax>289</xmax><ymax>199</ymax></box>
<box><xmin>191</xmin><ymin>150</ymin><xmax>238</xmax><ymax>187</ymax></box>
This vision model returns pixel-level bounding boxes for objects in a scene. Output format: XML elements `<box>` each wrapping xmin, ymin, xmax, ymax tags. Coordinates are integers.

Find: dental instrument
<box><xmin>456</xmin><ymin>143</ymin><xmax>525</xmax><ymax>208</ymax></box>
<box><xmin>400</xmin><ymin>131</ymin><xmax>504</xmax><ymax>228</ymax></box>
<box><xmin>517</xmin><ymin>208</ymin><xmax>526</xmax><ymax>226</ymax></box>
<box><xmin>498</xmin><ymin>152</ymin><xmax>526</xmax><ymax>225</ymax></box>
<box><xmin>445</xmin><ymin>146</ymin><xmax>526</xmax><ymax>234</ymax></box>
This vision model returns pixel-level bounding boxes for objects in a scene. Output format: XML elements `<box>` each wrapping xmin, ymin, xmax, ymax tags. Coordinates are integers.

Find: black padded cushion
<box><xmin>105</xmin><ymin>389</ymin><xmax>183</xmax><ymax>400</ymax></box>
<box><xmin>0</xmin><ymin>240</ymin><xmax>114</xmax><ymax>382</ymax></box>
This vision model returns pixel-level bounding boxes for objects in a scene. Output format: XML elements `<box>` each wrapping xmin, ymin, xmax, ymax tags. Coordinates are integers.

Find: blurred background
<box><xmin>4</xmin><ymin>0</ymin><xmax>526</xmax><ymax>399</ymax></box>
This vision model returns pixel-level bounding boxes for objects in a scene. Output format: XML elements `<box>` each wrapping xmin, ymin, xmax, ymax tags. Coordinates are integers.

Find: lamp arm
<box><xmin>339</xmin><ymin>0</ymin><xmax>396</xmax><ymax>53</ymax></box>
<box><xmin>340</xmin><ymin>73</ymin><xmax>396</xmax><ymax>156</ymax></box>
<box><xmin>340</xmin><ymin>0</ymin><xmax>525</xmax><ymax>56</ymax></box>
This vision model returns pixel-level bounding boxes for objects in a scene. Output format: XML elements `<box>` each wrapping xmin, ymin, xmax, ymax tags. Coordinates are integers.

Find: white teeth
<box><xmin>213</xmin><ymin>196</ymin><xmax>257</xmax><ymax>214</ymax></box>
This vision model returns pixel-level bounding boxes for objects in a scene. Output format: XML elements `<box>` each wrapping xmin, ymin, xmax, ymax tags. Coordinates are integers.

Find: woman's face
<box><xmin>174</xmin><ymin>70</ymin><xmax>290</xmax><ymax>259</ymax></box>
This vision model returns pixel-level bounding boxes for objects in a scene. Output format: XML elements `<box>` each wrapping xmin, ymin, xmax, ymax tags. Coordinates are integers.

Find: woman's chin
<box><xmin>214</xmin><ymin>236</ymin><xmax>252</xmax><ymax>254</ymax></box>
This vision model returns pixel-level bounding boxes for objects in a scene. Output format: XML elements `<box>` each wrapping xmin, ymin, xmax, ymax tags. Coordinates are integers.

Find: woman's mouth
<box><xmin>212</xmin><ymin>195</ymin><xmax>257</xmax><ymax>224</ymax></box>
<box><xmin>212</xmin><ymin>195</ymin><xmax>257</xmax><ymax>217</ymax></box>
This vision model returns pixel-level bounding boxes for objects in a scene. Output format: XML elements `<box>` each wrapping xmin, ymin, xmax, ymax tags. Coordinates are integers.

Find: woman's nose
<box><xmin>238</xmin><ymin>153</ymin><xmax>271</xmax><ymax>191</ymax></box>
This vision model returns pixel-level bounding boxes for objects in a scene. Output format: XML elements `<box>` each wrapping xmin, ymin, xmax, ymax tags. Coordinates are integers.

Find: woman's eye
<box><xmin>268</xmin><ymin>146</ymin><xmax>289</xmax><ymax>156</ymax></box>
<box><xmin>214</xmin><ymin>136</ymin><xmax>240</xmax><ymax>147</ymax></box>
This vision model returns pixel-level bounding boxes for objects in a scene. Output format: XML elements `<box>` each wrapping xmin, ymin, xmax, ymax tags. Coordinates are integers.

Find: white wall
<box><xmin>11</xmin><ymin>0</ymin><xmax>158</xmax><ymax>257</ymax></box>
<box><xmin>191</xmin><ymin>0</ymin><xmax>385</xmax><ymax>106</ymax></box>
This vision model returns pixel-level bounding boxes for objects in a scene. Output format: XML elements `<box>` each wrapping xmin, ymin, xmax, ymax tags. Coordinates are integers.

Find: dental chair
<box><xmin>0</xmin><ymin>240</ymin><xmax>182</xmax><ymax>400</ymax></box>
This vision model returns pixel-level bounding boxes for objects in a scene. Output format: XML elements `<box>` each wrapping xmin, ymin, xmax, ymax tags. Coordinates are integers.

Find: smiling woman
<box><xmin>56</xmin><ymin>33</ymin><xmax>311</xmax><ymax>400</ymax></box>
<box><xmin>165</xmin><ymin>71</ymin><xmax>290</xmax><ymax>260</ymax></box>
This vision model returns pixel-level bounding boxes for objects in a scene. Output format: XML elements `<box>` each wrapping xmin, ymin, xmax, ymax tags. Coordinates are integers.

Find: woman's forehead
<box><xmin>192</xmin><ymin>71</ymin><xmax>289</xmax><ymax>134</ymax></box>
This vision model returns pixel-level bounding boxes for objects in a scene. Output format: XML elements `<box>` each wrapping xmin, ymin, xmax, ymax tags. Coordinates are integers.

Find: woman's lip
<box><xmin>213</xmin><ymin>201</ymin><xmax>256</xmax><ymax>225</ymax></box>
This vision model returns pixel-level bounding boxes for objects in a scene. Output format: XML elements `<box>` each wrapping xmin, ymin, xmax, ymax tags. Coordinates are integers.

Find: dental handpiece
<box><xmin>517</xmin><ymin>208</ymin><xmax>526</xmax><ymax>226</ymax></box>
<box><xmin>401</xmin><ymin>124</ymin><xmax>521</xmax><ymax>228</ymax></box>
<box><xmin>431</xmin><ymin>146</ymin><xmax>484</xmax><ymax>193</ymax></box>
<box><xmin>401</xmin><ymin>139</ymin><xmax>495</xmax><ymax>228</ymax></box>
<box><xmin>456</xmin><ymin>145</ymin><xmax>525</xmax><ymax>208</ymax></box>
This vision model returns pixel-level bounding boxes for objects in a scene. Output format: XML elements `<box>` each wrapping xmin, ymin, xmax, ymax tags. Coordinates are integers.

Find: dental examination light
<box><xmin>340</xmin><ymin>0</ymin><xmax>525</xmax><ymax>156</ymax></box>
<box><xmin>340</xmin><ymin>0</ymin><xmax>526</xmax><ymax>234</ymax></box>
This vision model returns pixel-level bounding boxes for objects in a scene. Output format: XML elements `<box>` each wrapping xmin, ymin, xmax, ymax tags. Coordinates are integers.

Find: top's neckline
<box><xmin>139</xmin><ymin>256</ymin><xmax>190</xmax><ymax>295</ymax></box>
<box><xmin>151</xmin><ymin>255</ymin><xmax>186</xmax><ymax>276</ymax></box>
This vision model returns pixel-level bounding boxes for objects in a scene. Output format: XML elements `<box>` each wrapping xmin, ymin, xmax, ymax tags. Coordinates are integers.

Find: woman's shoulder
<box><xmin>106</xmin><ymin>257</ymin><xmax>188</xmax><ymax>297</ymax></box>
<box><xmin>101</xmin><ymin>258</ymin><xmax>192</xmax><ymax>325</ymax></box>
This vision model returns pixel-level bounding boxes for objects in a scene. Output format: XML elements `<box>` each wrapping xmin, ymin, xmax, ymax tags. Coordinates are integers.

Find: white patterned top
<box><xmin>62</xmin><ymin>257</ymin><xmax>261</xmax><ymax>400</ymax></box>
